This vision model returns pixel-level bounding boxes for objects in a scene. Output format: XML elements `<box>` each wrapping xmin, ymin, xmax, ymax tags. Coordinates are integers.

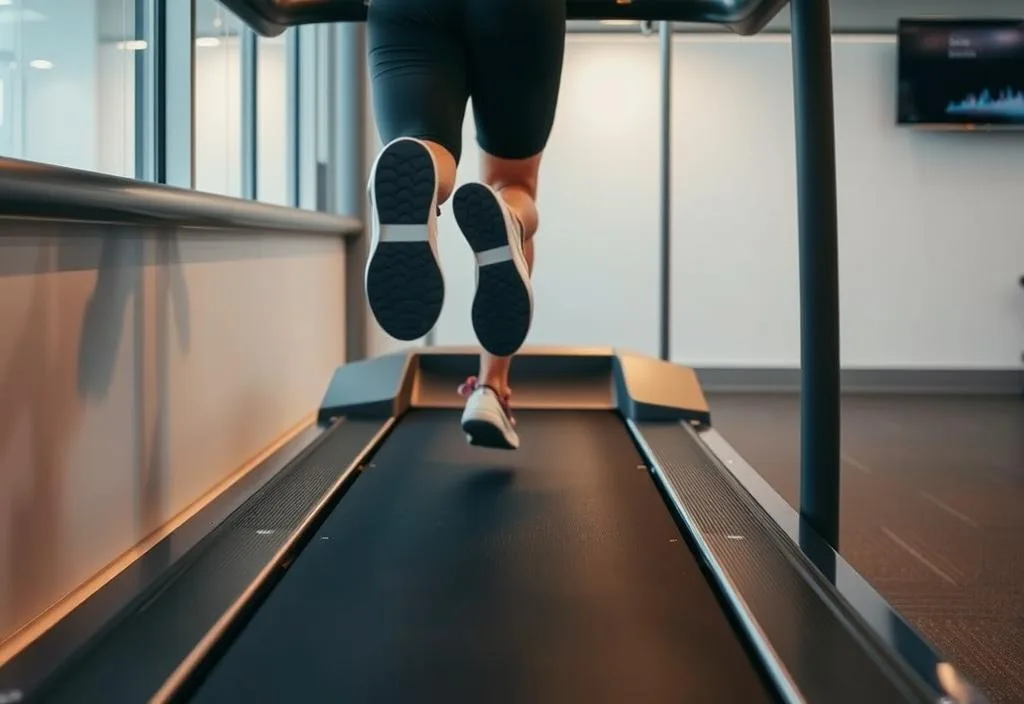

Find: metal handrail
<box><xmin>0</xmin><ymin>157</ymin><xmax>360</xmax><ymax>237</ymax></box>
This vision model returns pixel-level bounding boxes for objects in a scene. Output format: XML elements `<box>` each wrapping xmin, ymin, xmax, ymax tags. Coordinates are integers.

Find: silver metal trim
<box><xmin>0</xmin><ymin>420</ymin><xmax>325</xmax><ymax>692</ymax></box>
<box><xmin>151</xmin><ymin>416</ymin><xmax>396</xmax><ymax>703</ymax></box>
<box><xmin>241</xmin><ymin>29</ymin><xmax>259</xmax><ymax>201</ymax></box>
<box><xmin>696</xmin><ymin>427</ymin><xmax>990</xmax><ymax>704</ymax></box>
<box><xmin>625</xmin><ymin>419</ymin><xmax>805</xmax><ymax>704</ymax></box>
<box><xmin>0</xmin><ymin>158</ymin><xmax>360</xmax><ymax>235</ymax></box>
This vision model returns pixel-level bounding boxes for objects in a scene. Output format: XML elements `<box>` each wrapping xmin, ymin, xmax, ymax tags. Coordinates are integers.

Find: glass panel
<box><xmin>0</xmin><ymin>0</ymin><xmax>147</xmax><ymax>178</ymax></box>
<box><xmin>163</xmin><ymin>0</ymin><xmax>193</xmax><ymax>187</ymax></box>
<box><xmin>297</xmin><ymin>24</ymin><xmax>331</xmax><ymax>212</ymax></box>
<box><xmin>194</xmin><ymin>0</ymin><xmax>243</xmax><ymax>197</ymax></box>
<box><xmin>256</xmin><ymin>31</ymin><xmax>288</xmax><ymax>205</ymax></box>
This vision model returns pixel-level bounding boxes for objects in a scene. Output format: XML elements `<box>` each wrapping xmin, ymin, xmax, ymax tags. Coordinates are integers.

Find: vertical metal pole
<box><xmin>155</xmin><ymin>0</ymin><xmax>195</xmax><ymax>188</ymax></box>
<box><xmin>315</xmin><ymin>25</ymin><xmax>330</xmax><ymax>212</ymax></box>
<box><xmin>134</xmin><ymin>0</ymin><xmax>151</xmax><ymax>180</ymax></box>
<box><xmin>658</xmin><ymin>21</ymin><xmax>672</xmax><ymax>362</ymax></box>
<box><xmin>286</xmin><ymin>30</ymin><xmax>301</xmax><ymax>207</ymax></box>
<box><xmin>144</xmin><ymin>0</ymin><xmax>194</xmax><ymax>186</ymax></box>
<box><xmin>187</xmin><ymin>0</ymin><xmax>196</xmax><ymax>188</ymax></box>
<box><xmin>790</xmin><ymin>0</ymin><xmax>841</xmax><ymax>549</ymax></box>
<box><xmin>334</xmin><ymin>23</ymin><xmax>368</xmax><ymax>361</ymax></box>
<box><xmin>241</xmin><ymin>30</ymin><xmax>258</xmax><ymax>199</ymax></box>
<box><xmin>154</xmin><ymin>0</ymin><xmax>167</xmax><ymax>184</ymax></box>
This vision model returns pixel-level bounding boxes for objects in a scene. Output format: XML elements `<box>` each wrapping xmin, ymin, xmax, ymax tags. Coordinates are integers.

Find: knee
<box><xmin>480</xmin><ymin>153</ymin><xmax>542</xmax><ymax>200</ymax></box>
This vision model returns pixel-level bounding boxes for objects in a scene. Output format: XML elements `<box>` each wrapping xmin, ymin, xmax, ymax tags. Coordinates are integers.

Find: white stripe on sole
<box><xmin>475</xmin><ymin>245</ymin><xmax>513</xmax><ymax>267</ymax></box>
<box><xmin>380</xmin><ymin>223</ymin><xmax>429</xmax><ymax>242</ymax></box>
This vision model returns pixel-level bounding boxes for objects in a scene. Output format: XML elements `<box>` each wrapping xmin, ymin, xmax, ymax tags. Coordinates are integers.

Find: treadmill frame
<box><xmin>0</xmin><ymin>350</ymin><xmax>986</xmax><ymax>704</ymax></box>
<box><xmin>171</xmin><ymin>347</ymin><xmax>977</xmax><ymax>703</ymax></box>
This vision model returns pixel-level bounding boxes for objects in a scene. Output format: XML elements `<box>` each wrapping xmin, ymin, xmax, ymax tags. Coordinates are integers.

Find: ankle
<box><xmin>479</xmin><ymin>375</ymin><xmax>511</xmax><ymax>399</ymax></box>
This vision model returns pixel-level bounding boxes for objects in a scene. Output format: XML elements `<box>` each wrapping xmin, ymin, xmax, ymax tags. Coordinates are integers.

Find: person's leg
<box><xmin>454</xmin><ymin>0</ymin><xmax>565</xmax><ymax>449</ymax></box>
<box><xmin>364</xmin><ymin>0</ymin><xmax>469</xmax><ymax>341</ymax></box>
<box><xmin>471</xmin><ymin>153</ymin><xmax>541</xmax><ymax>390</ymax></box>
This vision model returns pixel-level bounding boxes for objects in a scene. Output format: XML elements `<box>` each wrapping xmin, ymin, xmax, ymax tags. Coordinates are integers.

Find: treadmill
<box><xmin>0</xmin><ymin>1</ymin><xmax>991</xmax><ymax>703</ymax></box>
<box><xmin>0</xmin><ymin>348</ymin><xmax>988</xmax><ymax>703</ymax></box>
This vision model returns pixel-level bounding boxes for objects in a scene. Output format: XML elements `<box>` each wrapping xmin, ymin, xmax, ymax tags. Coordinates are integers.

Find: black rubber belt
<box><xmin>190</xmin><ymin>409</ymin><xmax>772</xmax><ymax>703</ymax></box>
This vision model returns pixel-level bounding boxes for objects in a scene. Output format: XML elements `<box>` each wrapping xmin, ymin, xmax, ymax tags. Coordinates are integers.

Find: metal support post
<box><xmin>241</xmin><ymin>30</ymin><xmax>258</xmax><ymax>199</ymax></box>
<box><xmin>658</xmin><ymin>21</ymin><xmax>673</xmax><ymax>362</ymax></box>
<box><xmin>790</xmin><ymin>0</ymin><xmax>841</xmax><ymax>549</ymax></box>
<box><xmin>333</xmin><ymin>23</ymin><xmax>369</xmax><ymax>362</ymax></box>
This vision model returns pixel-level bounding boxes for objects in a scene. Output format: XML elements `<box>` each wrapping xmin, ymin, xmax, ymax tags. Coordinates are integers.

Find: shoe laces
<box><xmin>458</xmin><ymin>376</ymin><xmax>515</xmax><ymax>426</ymax></box>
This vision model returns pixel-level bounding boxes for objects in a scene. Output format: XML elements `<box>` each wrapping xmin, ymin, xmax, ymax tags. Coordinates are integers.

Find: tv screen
<box><xmin>897</xmin><ymin>18</ymin><xmax>1024</xmax><ymax>128</ymax></box>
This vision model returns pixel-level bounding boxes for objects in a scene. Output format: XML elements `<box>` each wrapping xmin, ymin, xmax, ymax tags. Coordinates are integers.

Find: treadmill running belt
<box><xmin>191</xmin><ymin>409</ymin><xmax>772</xmax><ymax>703</ymax></box>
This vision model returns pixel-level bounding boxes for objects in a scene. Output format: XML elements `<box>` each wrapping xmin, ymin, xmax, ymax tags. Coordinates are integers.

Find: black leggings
<box><xmin>367</xmin><ymin>0</ymin><xmax>566</xmax><ymax>164</ymax></box>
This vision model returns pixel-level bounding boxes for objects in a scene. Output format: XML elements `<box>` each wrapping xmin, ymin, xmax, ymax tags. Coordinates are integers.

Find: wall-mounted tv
<box><xmin>897</xmin><ymin>18</ymin><xmax>1024</xmax><ymax>129</ymax></box>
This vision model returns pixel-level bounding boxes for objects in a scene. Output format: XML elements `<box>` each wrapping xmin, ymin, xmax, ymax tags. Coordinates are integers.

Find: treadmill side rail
<box><xmin>628</xmin><ymin>420</ymin><xmax>939</xmax><ymax>704</ymax></box>
<box><xmin>697</xmin><ymin>427</ymin><xmax>992</xmax><ymax>704</ymax></box>
<box><xmin>18</xmin><ymin>419</ymin><xmax>390</xmax><ymax>704</ymax></box>
<box><xmin>151</xmin><ymin>418</ymin><xmax>396</xmax><ymax>704</ymax></box>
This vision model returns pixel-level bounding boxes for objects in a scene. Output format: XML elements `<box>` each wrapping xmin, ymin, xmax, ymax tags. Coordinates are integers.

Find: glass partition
<box><xmin>0</xmin><ymin>0</ymin><xmax>150</xmax><ymax>178</ymax></box>
<box><xmin>255</xmin><ymin>31</ymin><xmax>288</xmax><ymax>205</ymax></box>
<box><xmin>193</xmin><ymin>0</ymin><xmax>243</xmax><ymax>196</ymax></box>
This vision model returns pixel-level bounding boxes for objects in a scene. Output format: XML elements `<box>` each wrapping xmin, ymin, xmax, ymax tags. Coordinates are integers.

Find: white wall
<box><xmin>412</xmin><ymin>34</ymin><xmax>1024</xmax><ymax>370</ymax></box>
<box><xmin>0</xmin><ymin>229</ymin><xmax>346</xmax><ymax>643</ymax></box>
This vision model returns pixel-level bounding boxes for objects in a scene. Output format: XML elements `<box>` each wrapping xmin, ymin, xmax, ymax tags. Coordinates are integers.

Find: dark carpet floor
<box><xmin>706</xmin><ymin>392</ymin><xmax>1024</xmax><ymax>704</ymax></box>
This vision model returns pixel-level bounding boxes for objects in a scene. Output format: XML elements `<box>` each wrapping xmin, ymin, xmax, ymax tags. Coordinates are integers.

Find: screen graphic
<box><xmin>897</xmin><ymin>19</ymin><xmax>1024</xmax><ymax>127</ymax></box>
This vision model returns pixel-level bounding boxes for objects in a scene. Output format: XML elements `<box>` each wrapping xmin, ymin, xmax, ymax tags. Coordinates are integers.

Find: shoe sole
<box><xmin>366</xmin><ymin>139</ymin><xmax>444</xmax><ymax>341</ymax></box>
<box><xmin>453</xmin><ymin>183</ymin><xmax>532</xmax><ymax>357</ymax></box>
<box><xmin>462</xmin><ymin>419</ymin><xmax>517</xmax><ymax>450</ymax></box>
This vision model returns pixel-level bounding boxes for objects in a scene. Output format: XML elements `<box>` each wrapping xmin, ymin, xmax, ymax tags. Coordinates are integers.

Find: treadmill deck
<box><xmin>193</xmin><ymin>409</ymin><xmax>771</xmax><ymax>702</ymax></box>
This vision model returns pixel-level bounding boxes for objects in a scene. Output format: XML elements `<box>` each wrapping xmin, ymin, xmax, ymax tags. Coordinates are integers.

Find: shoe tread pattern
<box><xmin>453</xmin><ymin>183</ymin><xmax>532</xmax><ymax>357</ymax></box>
<box><xmin>367</xmin><ymin>140</ymin><xmax>444</xmax><ymax>340</ymax></box>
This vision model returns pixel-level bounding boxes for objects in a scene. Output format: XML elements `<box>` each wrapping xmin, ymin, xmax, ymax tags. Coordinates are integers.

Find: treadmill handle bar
<box><xmin>790</xmin><ymin>0</ymin><xmax>842</xmax><ymax>550</ymax></box>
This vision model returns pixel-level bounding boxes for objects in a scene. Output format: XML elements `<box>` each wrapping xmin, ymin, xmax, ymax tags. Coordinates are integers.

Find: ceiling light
<box><xmin>600</xmin><ymin>19</ymin><xmax>637</xmax><ymax>26</ymax></box>
<box><xmin>116</xmin><ymin>40</ymin><xmax>148</xmax><ymax>51</ymax></box>
<box><xmin>29</xmin><ymin>59</ymin><xmax>53</xmax><ymax>70</ymax></box>
<box><xmin>196</xmin><ymin>37</ymin><xmax>221</xmax><ymax>48</ymax></box>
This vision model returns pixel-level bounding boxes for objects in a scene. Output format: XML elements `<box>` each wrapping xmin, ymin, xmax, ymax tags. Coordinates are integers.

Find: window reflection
<box><xmin>194</xmin><ymin>0</ymin><xmax>243</xmax><ymax>197</ymax></box>
<box><xmin>257</xmin><ymin>32</ymin><xmax>289</xmax><ymax>205</ymax></box>
<box><xmin>0</xmin><ymin>0</ymin><xmax>143</xmax><ymax>177</ymax></box>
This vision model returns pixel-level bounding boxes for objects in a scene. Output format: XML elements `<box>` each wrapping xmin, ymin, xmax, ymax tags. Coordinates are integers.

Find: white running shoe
<box><xmin>365</xmin><ymin>137</ymin><xmax>445</xmax><ymax>341</ymax></box>
<box><xmin>452</xmin><ymin>182</ymin><xmax>533</xmax><ymax>357</ymax></box>
<box><xmin>458</xmin><ymin>377</ymin><xmax>519</xmax><ymax>450</ymax></box>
